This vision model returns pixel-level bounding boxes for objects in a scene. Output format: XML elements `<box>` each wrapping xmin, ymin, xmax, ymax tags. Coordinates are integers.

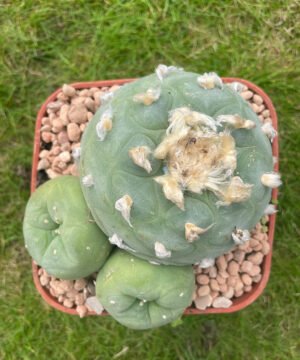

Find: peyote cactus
<box><xmin>23</xmin><ymin>176</ymin><xmax>112</xmax><ymax>279</ymax></box>
<box><xmin>80</xmin><ymin>66</ymin><xmax>280</xmax><ymax>266</ymax></box>
<box><xmin>96</xmin><ymin>249</ymin><xmax>195</xmax><ymax>330</ymax></box>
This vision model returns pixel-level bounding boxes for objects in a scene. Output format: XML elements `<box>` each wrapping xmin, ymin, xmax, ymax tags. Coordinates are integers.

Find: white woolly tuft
<box><xmin>264</xmin><ymin>204</ymin><xmax>278</xmax><ymax>215</ymax></box>
<box><xmin>72</xmin><ymin>147</ymin><xmax>81</xmax><ymax>160</ymax></box>
<box><xmin>154</xmin><ymin>242</ymin><xmax>171</xmax><ymax>258</ymax></box>
<box><xmin>232</xmin><ymin>229</ymin><xmax>250</xmax><ymax>245</ymax></box>
<box><xmin>197</xmin><ymin>72</ymin><xmax>223</xmax><ymax>89</ymax></box>
<box><xmin>96</xmin><ymin>108</ymin><xmax>113</xmax><ymax>141</ymax></box>
<box><xmin>216</xmin><ymin>114</ymin><xmax>255</xmax><ymax>129</ymax></box>
<box><xmin>109</xmin><ymin>233</ymin><xmax>123</xmax><ymax>247</ymax></box>
<box><xmin>261</xmin><ymin>122</ymin><xmax>277</xmax><ymax>142</ymax></box>
<box><xmin>115</xmin><ymin>195</ymin><xmax>133</xmax><ymax>227</ymax></box>
<box><xmin>167</xmin><ymin>107</ymin><xmax>217</xmax><ymax>134</ymax></box>
<box><xmin>198</xmin><ymin>258</ymin><xmax>215</xmax><ymax>268</ymax></box>
<box><xmin>261</xmin><ymin>172</ymin><xmax>282</xmax><ymax>188</ymax></box>
<box><xmin>155</xmin><ymin>64</ymin><xmax>183</xmax><ymax>81</ymax></box>
<box><xmin>227</xmin><ymin>82</ymin><xmax>246</xmax><ymax>92</ymax></box>
<box><xmin>100</xmin><ymin>91</ymin><xmax>114</xmax><ymax>105</ymax></box>
<box><xmin>133</xmin><ymin>87</ymin><xmax>161</xmax><ymax>105</ymax></box>
<box><xmin>82</xmin><ymin>174</ymin><xmax>94</xmax><ymax>187</ymax></box>
<box><xmin>109</xmin><ymin>233</ymin><xmax>136</xmax><ymax>252</ymax></box>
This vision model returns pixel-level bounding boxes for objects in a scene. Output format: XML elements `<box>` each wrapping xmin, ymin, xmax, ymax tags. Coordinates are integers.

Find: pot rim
<box><xmin>31</xmin><ymin>77</ymin><xmax>279</xmax><ymax>316</ymax></box>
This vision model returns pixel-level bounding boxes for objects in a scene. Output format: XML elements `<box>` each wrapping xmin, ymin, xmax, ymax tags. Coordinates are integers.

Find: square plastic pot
<box><xmin>30</xmin><ymin>77</ymin><xmax>279</xmax><ymax>316</ymax></box>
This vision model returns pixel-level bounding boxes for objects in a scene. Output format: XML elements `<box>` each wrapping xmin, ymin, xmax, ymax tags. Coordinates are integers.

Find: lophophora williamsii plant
<box><xmin>23</xmin><ymin>65</ymin><xmax>281</xmax><ymax>330</ymax></box>
<box><xmin>80</xmin><ymin>66</ymin><xmax>280</xmax><ymax>265</ymax></box>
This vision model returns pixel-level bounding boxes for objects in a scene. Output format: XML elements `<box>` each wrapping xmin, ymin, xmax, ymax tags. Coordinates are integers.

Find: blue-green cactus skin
<box><xmin>96</xmin><ymin>249</ymin><xmax>195</xmax><ymax>330</ymax></box>
<box><xmin>80</xmin><ymin>71</ymin><xmax>273</xmax><ymax>265</ymax></box>
<box><xmin>23</xmin><ymin>176</ymin><xmax>112</xmax><ymax>279</ymax></box>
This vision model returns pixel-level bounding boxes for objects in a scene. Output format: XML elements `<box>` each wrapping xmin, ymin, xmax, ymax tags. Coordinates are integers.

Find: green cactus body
<box><xmin>80</xmin><ymin>69</ymin><xmax>274</xmax><ymax>265</ymax></box>
<box><xmin>96</xmin><ymin>249</ymin><xmax>195</xmax><ymax>330</ymax></box>
<box><xmin>23</xmin><ymin>176</ymin><xmax>112</xmax><ymax>279</ymax></box>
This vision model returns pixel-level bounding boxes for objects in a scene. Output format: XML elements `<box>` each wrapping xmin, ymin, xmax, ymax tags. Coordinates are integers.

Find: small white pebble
<box><xmin>162</xmin><ymin>314</ymin><xmax>167</xmax><ymax>319</ymax></box>
<box><xmin>199</xmin><ymin>258</ymin><xmax>215</xmax><ymax>268</ymax></box>
<box><xmin>179</xmin><ymin>292</ymin><xmax>184</xmax><ymax>297</ymax></box>
<box><xmin>110</xmin><ymin>300</ymin><xmax>116</xmax><ymax>304</ymax></box>
<box><xmin>85</xmin><ymin>296</ymin><xmax>104</xmax><ymax>314</ymax></box>
<box><xmin>43</xmin><ymin>219</ymin><xmax>49</xmax><ymax>224</ymax></box>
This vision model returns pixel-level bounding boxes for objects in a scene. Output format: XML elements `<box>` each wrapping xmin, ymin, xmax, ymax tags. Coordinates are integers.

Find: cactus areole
<box><xmin>80</xmin><ymin>67</ymin><xmax>275</xmax><ymax>266</ymax></box>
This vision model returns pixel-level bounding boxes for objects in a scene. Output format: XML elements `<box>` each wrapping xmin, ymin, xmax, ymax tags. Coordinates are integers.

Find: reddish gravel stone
<box><xmin>241</xmin><ymin>273</ymin><xmax>252</xmax><ymax>286</ymax></box>
<box><xmin>196</xmin><ymin>274</ymin><xmax>209</xmax><ymax>285</ymax></box>
<box><xmin>241</xmin><ymin>261</ymin><xmax>253</xmax><ymax>274</ymax></box>
<box><xmin>67</xmin><ymin>123</ymin><xmax>81</xmax><ymax>142</ymax></box>
<box><xmin>212</xmin><ymin>296</ymin><xmax>232</xmax><ymax>309</ymax></box>
<box><xmin>62</xmin><ymin>84</ymin><xmax>76</xmax><ymax>97</ymax></box>
<box><xmin>76</xmin><ymin>305</ymin><xmax>88</xmax><ymax>318</ymax></box>
<box><xmin>247</xmin><ymin>252</ymin><xmax>264</xmax><ymax>265</ymax></box>
<box><xmin>194</xmin><ymin>295</ymin><xmax>212</xmax><ymax>310</ymax></box>
<box><xmin>216</xmin><ymin>255</ymin><xmax>227</xmax><ymax>271</ymax></box>
<box><xmin>227</xmin><ymin>261</ymin><xmax>239</xmax><ymax>276</ymax></box>
<box><xmin>210</xmin><ymin>279</ymin><xmax>220</xmax><ymax>292</ymax></box>
<box><xmin>68</xmin><ymin>104</ymin><xmax>88</xmax><ymax>124</ymax></box>
<box><xmin>197</xmin><ymin>285</ymin><xmax>210</xmax><ymax>297</ymax></box>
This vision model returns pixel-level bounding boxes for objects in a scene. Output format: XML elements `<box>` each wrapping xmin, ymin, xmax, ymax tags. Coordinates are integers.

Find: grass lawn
<box><xmin>1</xmin><ymin>1</ymin><xmax>299</xmax><ymax>359</ymax></box>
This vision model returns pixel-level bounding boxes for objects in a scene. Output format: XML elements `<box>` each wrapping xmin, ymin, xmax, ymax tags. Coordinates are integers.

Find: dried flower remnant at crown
<box><xmin>153</xmin><ymin>106</ymin><xmax>253</xmax><ymax>209</ymax></box>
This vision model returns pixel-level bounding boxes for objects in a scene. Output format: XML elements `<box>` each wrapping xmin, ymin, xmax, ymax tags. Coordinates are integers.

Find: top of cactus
<box><xmin>79</xmin><ymin>66</ymin><xmax>276</xmax><ymax>265</ymax></box>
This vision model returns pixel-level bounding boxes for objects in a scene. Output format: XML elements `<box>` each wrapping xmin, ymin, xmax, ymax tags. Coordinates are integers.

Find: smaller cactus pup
<box><xmin>23</xmin><ymin>176</ymin><xmax>112</xmax><ymax>280</ymax></box>
<box><xmin>80</xmin><ymin>65</ymin><xmax>281</xmax><ymax>266</ymax></box>
<box><xmin>96</xmin><ymin>249</ymin><xmax>195</xmax><ymax>330</ymax></box>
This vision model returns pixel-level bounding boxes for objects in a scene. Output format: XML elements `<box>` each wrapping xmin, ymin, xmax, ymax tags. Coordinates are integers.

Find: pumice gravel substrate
<box><xmin>35</xmin><ymin>82</ymin><xmax>274</xmax><ymax>317</ymax></box>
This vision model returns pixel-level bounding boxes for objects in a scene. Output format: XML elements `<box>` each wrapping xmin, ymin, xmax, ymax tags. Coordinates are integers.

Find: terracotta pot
<box><xmin>31</xmin><ymin>77</ymin><xmax>279</xmax><ymax>316</ymax></box>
